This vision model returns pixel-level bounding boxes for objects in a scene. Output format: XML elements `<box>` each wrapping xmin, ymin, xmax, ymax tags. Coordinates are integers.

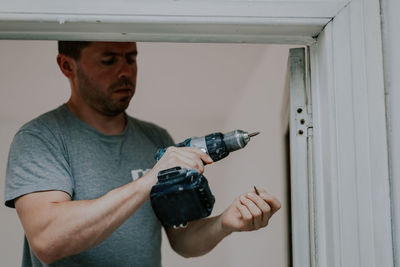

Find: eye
<box><xmin>126</xmin><ymin>57</ymin><xmax>137</xmax><ymax>65</ymax></box>
<box><xmin>101</xmin><ymin>57</ymin><xmax>115</xmax><ymax>66</ymax></box>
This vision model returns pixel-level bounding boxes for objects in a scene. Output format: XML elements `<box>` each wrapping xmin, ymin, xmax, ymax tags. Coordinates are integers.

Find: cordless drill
<box><xmin>150</xmin><ymin>130</ymin><xmax>259</xmax><ymax>228</ymax></box>
<box><xmin>155</xmin><ymin>129</ymin><xmax>260</xmax><ymax>162</ymax></box>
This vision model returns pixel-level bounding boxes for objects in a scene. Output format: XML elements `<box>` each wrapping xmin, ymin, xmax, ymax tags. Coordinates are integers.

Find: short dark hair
<box><xmin>58</xmin><ymin>41</ymin><xmax>92</xmax><ymax>60</ymax></box>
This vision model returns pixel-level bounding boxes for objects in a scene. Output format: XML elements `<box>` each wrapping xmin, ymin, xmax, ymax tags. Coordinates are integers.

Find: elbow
<box><xmin>170</xmin><ymin>243</ymin><xmax>206</xmax><ymax>258</ymax></box>
<box><xmin>172</xmin><ymin>249</ymin><xmax>194</xmax><ymax>259</ymax></box>
<box><xmin>30</xmin><ymin>236</ymin><xmax>63</xmax><ymax>264</ymax></box>
<box><xmin>175</xmin><ymin>250</ymin><xmax>207</xmax><ymax>259</ymax></box>
<box><xmin>36</xmin><ymin>251</ymin><xmax>56</xmax><ymax>265</ymax></box>
<box><xmin>174</xmin><ymin>249</ymin><xmax>193</xmax><ymax>259</ymax></box>
<box><xmin>169</xmin><ymin>242</ymin><xmax>189</xmax><ymax>258</ymax></box>
<box><xmin>180</xmin><ymin>254</ymin><xmax>195</xmax><ymax>259</ymax></box>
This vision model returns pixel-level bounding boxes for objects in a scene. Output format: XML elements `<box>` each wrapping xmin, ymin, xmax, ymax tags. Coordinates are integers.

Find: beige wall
<box><xmin>0</xmin><ymin>41</ymin><xmax>292</xmax><ymax>266</ymax></box>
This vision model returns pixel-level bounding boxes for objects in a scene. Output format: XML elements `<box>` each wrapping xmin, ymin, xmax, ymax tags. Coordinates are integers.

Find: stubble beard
<box><xmin>76</xmin><ymin>66</ymin><xmax>135</xmax><ymax>116</ymax></box>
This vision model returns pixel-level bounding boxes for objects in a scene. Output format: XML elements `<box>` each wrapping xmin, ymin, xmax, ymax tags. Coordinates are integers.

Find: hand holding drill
<box><xmin>150</xmin><ymin>129</ymin><xmax>278</xmax><ymax>229</ymax></box>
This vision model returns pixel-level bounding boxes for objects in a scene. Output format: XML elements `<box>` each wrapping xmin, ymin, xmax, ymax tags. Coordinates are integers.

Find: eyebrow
<box><xmin>102</xmin><ymin>51</ymin><xmax>138</xmax><ymax>57</ymax></box>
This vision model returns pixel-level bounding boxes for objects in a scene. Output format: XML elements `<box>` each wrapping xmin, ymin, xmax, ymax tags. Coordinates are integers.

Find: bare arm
<box><xmin>15</xmin><ymin>147</ymin><xmax>212</xmax><ymax>264</ymax></box>
<box><xmin>15</xmin><ymin>172</ymin><xmax>154</xmax><ymax>264</ymax></box>
<box><xmin>166</xmin><ymin>188</ymin><xmax>281</xmax><ymax>258</ymax></box>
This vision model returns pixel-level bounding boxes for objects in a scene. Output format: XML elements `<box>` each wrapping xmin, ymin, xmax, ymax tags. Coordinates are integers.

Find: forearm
<box><xmin>48</xmin><ymin>180</ymin><xmax>148</xmax><ymax>255</ymax></box>
<box><xmin>167</xmin><ymin>215</ymin><xmax>232</xmax><ymax>258</ymax></box>
<box><xmin>166</xmin><ymin>189</ymin><xmax>282</xmax><ymax>258</ymax></box>
<box><xmin>16</xmin><ymin>174</ymin><xmax>155</xmax><ymax>263</ymax></box>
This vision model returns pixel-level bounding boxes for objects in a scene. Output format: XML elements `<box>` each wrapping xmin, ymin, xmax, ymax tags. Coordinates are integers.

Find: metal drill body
<box><xmin>155</xmin><ymin>129</ymin><xmax>259</xmax><ymax>162</ymax></box>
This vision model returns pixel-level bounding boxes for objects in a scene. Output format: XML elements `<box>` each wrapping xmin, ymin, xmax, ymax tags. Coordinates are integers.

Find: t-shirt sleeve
<box><xmin>134</xmin><ymin>118</ymin><xmax>175</xmax><ymax>148</ymax></box>
<box><xmin>4</xmin><ymin>129</ymin><xmax>73</xmax><ymax>208</ymax></box>
<box><xmin>159</xmin><ymin>128</ymin><xmax>175</xmax><ymax>147</ymax></box>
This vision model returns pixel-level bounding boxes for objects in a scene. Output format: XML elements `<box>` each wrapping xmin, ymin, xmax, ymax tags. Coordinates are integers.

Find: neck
<box><xmin>66</xmin><ymin>99</ymin><xmax>127</xmax><ymax>135</ymax></box>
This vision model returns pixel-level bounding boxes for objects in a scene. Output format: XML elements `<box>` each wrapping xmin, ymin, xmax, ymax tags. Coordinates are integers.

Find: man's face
<box><xmin>75</xmin><ymin>42</ymin><xmax>138</xmax><ymax>116</ymax></box>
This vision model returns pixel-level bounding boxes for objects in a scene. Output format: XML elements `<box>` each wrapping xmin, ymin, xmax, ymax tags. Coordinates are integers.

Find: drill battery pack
<box><xmin>150</xmin><ymin>167</ymin><xmax>215</xmax><ymax>228</ymax></box>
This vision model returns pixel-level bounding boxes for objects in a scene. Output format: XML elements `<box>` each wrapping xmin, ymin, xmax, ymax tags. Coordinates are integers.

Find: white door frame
<box><xmin>289</xmin><ymin>47</ymin><xmax>315</xmax><ymax>267</ymax></box>
<box><xmin>310</xmin><ymin>0</ymin><xmax>392</xmax><ymax>265</ymax></box>
<box><xmin>0</xmin><ymin>0</ymin><xmax>393</xmax><ymax>266</ymax></box>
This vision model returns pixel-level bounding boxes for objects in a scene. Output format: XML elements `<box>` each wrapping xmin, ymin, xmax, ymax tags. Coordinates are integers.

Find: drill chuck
<box><xmin>222</xmin><ymin>130</ymin><xmax>259</xmax><ymax>152</ymax></box>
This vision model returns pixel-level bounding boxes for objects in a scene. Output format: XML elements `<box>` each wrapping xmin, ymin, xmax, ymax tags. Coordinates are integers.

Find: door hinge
<box><xmin>295</xmin><ymin>106</ymin><xmax>313</xmax><ymax>137</ymax></box>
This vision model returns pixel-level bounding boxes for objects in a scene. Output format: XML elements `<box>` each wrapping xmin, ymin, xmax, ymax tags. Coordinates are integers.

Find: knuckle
<box><xmin>236</xmin><ymin>202</ymin><xmax>242</xmax><ymax>210</ymax></box>
<box><xmin>264</xmin><ymin>205</ymin><xmax>272</xmax><ymax>213</ymax></box>
<box><xmin>264</xmin><ymin>195</ymin><xmax>273</xmax><ymax>202</ymax></box>
<box><xmin>198</xmin><ymin>164</ymin><xmax>204</xmax><ymax>173</ymax></box>
<box><xmin>165</xmin><ymin>146</ymin><xmax>176</xmax><ymax>153</ymax></box>
<box><xmin>254</xmin><ymin>209</ymin><xmax>262</xmax><ymax>217</ymax></box>
<box><xmin>243</xmin><ymin>214</ymin><xmax>253</xmax><ymax>221</ymax></box>
<box><xmin>265</xmin><ymin>205</ymin><xmax>272</xmax><ymax>212</ymax></box>
<box><xmin>275</xmin><ymin>200</ymin><xmax>282</xmax><ymax>210</ymax></box>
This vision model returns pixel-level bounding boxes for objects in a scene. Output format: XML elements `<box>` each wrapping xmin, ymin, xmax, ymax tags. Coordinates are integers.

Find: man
<box><xmin>4</xmin><ymin>41</ymin><xmax>281</xmax><ymax>267</ymax></box>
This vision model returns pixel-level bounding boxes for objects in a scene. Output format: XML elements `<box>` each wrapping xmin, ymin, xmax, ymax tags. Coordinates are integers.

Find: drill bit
<box><xmin>249</xmin><ymin>132</ymin><xmax>260</xmax><ymax>138</ymax></box>
<box><xmin>253</xmin><ymin>185</ymin><xmax>260</xmax><ymax>196</ymax></box>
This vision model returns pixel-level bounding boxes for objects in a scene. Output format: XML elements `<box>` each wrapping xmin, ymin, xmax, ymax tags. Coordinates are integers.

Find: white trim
<box><xmin>0</xmin><ymin>18</ymin><xmax>325</xmax><ymax>44</ymax></box>
<box><xmin>289</xmin><ymin>47</ymin><xmax>313</xmax><ymax>267</ymax></box>
<box><xmin>0</xmin><ymin>0</ymin><xmax>348</xmax><ymax>18</ymax></box>
<box><xmin>381</xmin><ymin>0</ymin><xmax>400</xmax><ymax>265</ymax></box>
<box><xmin>0</xmin><ymin>0</ymin><xmax>348</xmax><ymax>43</ymax></box>
<box><xmin>310</xmin><ymin>0</ymin><xmax>393</xmax><ymax>266</ymax></box>
<box><xmin>310</xmin><ymin>23</ymin><xmax>341</xmax><ymax>267</ymax></box>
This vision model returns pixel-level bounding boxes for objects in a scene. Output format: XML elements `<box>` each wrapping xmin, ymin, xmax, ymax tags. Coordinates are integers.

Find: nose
<box><xmin>118</xmin><ymin>61</ymin><xmax>137</xmax><ymax>80</ymax></box>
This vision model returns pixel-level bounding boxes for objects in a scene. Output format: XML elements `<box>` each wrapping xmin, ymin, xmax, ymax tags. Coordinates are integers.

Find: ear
<box><xmin>57</xmin><ymin>54</ymin><xmax>76</xmax><ymax>79</ymax></box>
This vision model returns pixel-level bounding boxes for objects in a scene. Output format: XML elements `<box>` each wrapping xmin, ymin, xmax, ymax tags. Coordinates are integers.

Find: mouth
<box><xmin>114</xmin><ymin>88</ymin><xmax>133</xmax><ymax>94</ymax></box>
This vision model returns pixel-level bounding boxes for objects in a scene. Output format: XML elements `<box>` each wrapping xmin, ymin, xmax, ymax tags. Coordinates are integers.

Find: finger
<box><xmin>251</xmin><ymin>187</ymin><xmax>281</xmax><ymax>221</ymax></box>
<box><xmin>181</xmin><ymin>147</ymin><xmax>213</xmax><ymax>164</ymax></box>
<box><xmin>178</xmin><ymin>153</ymin><xmax>205</xmax><ymax>173</ymax></box>
<box><xmin>178</xmin><ymin>149</ymin><xmax>207</xmax><ymax>172</ymax></box>
<box><xmin>240</xmin><ymin>195</ymin><xmax>264</xmax><ymax>229</ymax></box>
<box><xmin>237</xmin><ymin>197</ymin><xmax>253</xmax><ymax>230</ymax></box>
<box><xmin>245</xmin><ymin>192</ymin><xmax>272</xmax><ymax>227</ymax></box>
<box><xmin>164</xmin><ymin>147</ymin><xmax>205</xmax><ymax>173</ymax></box>
<box><xmin>259</xmin><ymin>191</ymin><xmax>281</xmax><ymax>214</ymax></box>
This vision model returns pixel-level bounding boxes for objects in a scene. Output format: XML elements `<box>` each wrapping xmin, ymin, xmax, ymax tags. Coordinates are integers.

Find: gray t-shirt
<box><xmin>4</xmin><ymin>104</ymin><xmax>174</xmax><ymax>267</ymax></box>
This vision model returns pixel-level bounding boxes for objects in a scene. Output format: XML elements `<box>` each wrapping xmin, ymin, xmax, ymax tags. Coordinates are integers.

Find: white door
<box><xmin>289</xmin><ymin>47</ymin><xmax>314</xmax><ymax>267</ymax></box>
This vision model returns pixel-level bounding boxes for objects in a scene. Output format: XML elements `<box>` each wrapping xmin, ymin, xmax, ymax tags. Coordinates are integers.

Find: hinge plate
<box><xmin>295</xmin><ymin>106</ymin><xmax>313</xmax><ymax>136</ymax></box>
